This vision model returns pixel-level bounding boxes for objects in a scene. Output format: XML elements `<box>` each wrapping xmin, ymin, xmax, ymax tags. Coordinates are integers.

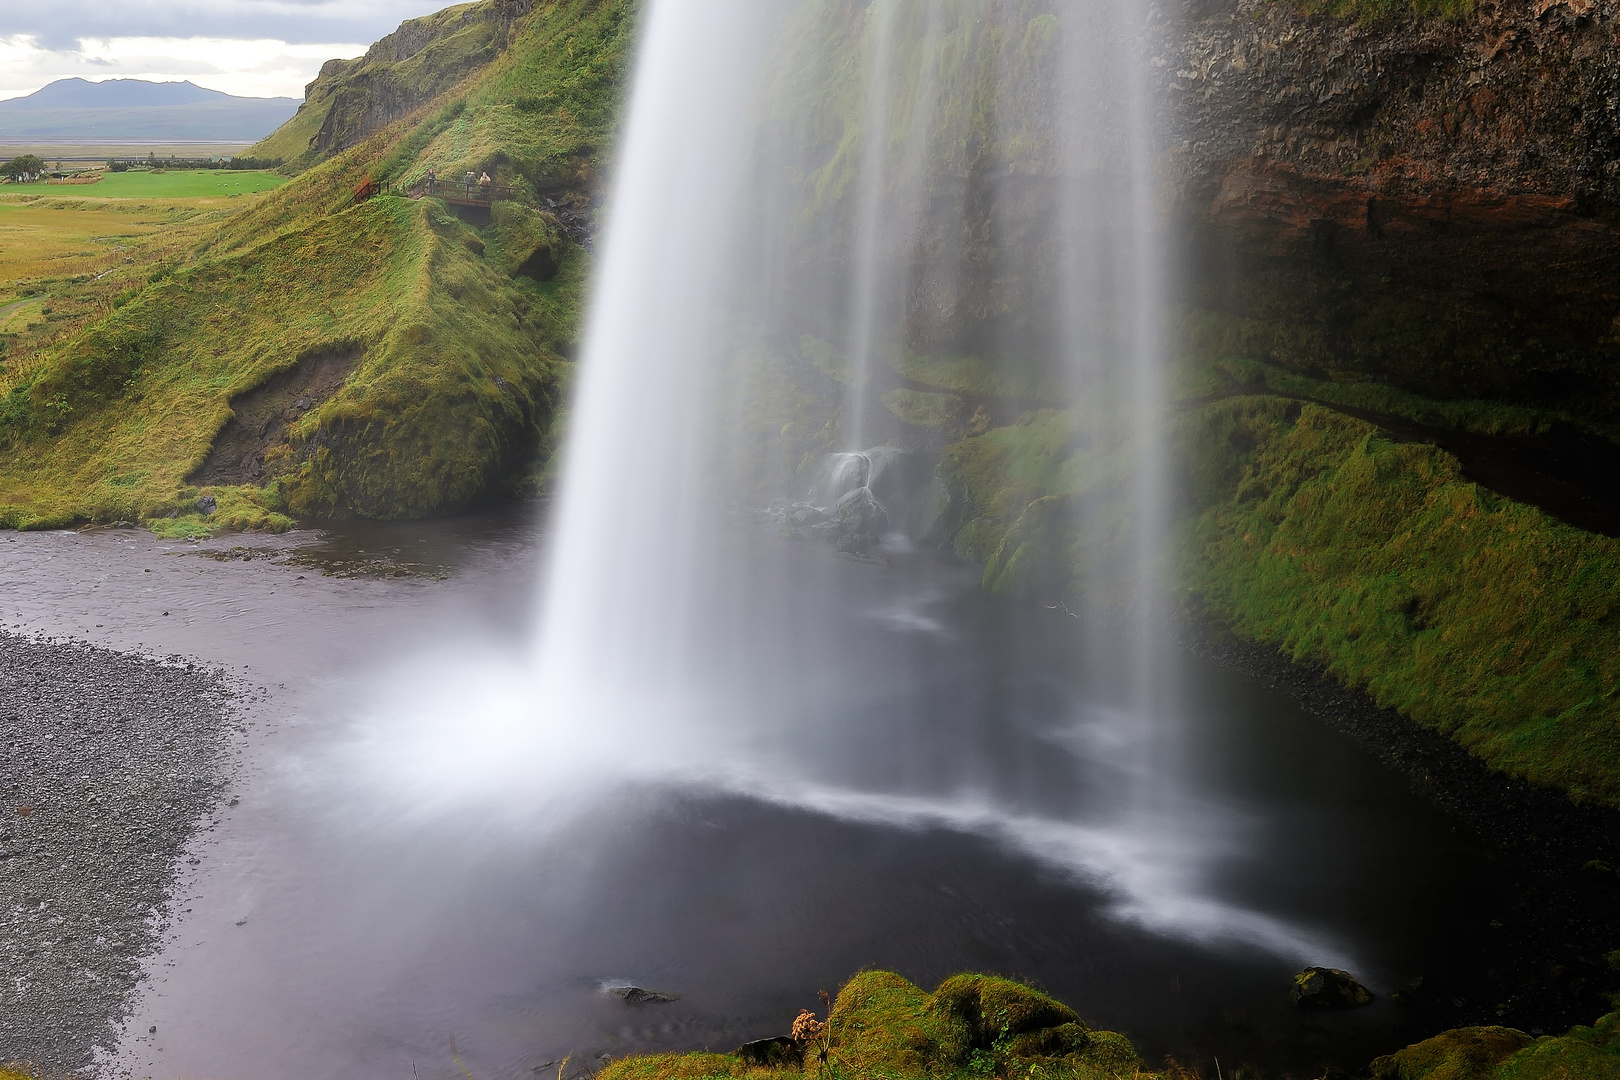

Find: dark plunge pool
<box><xmin>1</xmin><ymin>508</ymin><xmax>1508</xmax><ymax>1080</ymax></box>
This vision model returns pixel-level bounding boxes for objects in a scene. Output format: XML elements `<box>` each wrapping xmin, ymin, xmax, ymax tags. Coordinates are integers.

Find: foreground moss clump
<box><xmin>599</xmin><ymin>972</ymin><xmax>1147</xmax><ymax>1080</ymax></box>
<box><xmin>1372</xmin><ymin>1013</ymin><xmax>1620</xmax><ymax>1080</ymax></box>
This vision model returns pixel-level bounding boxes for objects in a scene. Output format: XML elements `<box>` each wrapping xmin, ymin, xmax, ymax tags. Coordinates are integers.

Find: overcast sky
<box><xmin>0</xmin><ymin>1</ymin><xmax>453</xmax><ymax>101</ymax></box>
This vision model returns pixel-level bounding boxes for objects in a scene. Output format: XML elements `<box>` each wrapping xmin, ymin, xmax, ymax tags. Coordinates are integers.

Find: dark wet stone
<box><xmin>785</xmin><ymin>502</ymin><xmax>830</xmax><ymax>529</ymax></box>
<box><xmin>737</xmin><ymin>1036</ymin><xmax>801</xmax><ymax>1066</ymax></box>
<box><xmin>1292</xmin><ymin>967</ymin><xmax>1374</xmax><ymax>1009</ymax></box>
<box><xmin>835</xmin><ymin>486</ymin><xmax>888</xmax><ymax>554</ymax></box>
<box><xmin>612</xmin><ymin>985</ymin><xmax>679</xmax><ymax>1004</ymax></box>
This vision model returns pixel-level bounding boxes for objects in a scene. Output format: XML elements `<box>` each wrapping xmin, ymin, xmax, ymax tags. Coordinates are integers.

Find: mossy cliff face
<box><xmin>0</xmin><ymin>0</ymin><xmax>630</xmax><ymax>529</ymax></box>
<box><xmin>742</xmin><ymin>0</ymin><xmax>1620</xmax><ymax>810</ymax></box>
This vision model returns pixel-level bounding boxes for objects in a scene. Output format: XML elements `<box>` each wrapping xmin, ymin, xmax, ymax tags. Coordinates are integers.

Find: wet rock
<box><xmin>737</xmin><ymin>1036</ymin><xmax>801</xmax><ymax>1066</ymax></box>
<box><xmin>835</xmin><ymin>486</ymin><xmax>888</xmax><ymax>554</ymax></box>
<box><xmin>195</xmin><ymin>495</ymin><xmax>217</xmax><ymax>515</ymax></box>
<box><xmin>611</xmin><ymin>985</ymin><xmax>678</xmax><ymax>1004</ymax></box>
<box><xmin>785</xmin><ymin>502</ymin><xmax>830</xmax><ymax>529</ymax></box>
<box><xmin>1291</xmin><ymin>967</ymin><xmax>1374</xmax><ymax>1009</ymax></box>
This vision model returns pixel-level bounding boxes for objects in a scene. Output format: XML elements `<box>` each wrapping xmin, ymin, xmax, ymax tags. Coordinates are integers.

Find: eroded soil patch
<box><xmin>190</xmin><ymin>348</ymin><xmax>361</xmax><ymax>486</ymax></box>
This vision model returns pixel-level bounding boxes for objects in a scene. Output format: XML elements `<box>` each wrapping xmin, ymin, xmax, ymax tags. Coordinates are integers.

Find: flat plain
<box><xmin>0</xmin><ymin>171</ymin><xmax>287</xmax><ymax>400</ymax></box>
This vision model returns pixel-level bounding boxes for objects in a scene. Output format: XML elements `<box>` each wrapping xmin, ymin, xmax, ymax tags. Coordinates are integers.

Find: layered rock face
<box><xmin>1169</xmin><ymin>0</ymin><xmax>1620</xmax><ymax>414</ymax></box>
<box><xmin>310</xmin><ymin>0</ymin><xmax>533</xmax><ymax>156</ymax></box>
<box><xmin>250</xmin><ymin>0</ymin><xmax>535</xmax><ymax>167</ymax></box>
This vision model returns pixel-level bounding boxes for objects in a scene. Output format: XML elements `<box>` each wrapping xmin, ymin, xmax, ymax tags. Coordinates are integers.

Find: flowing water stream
<box><xmin>3</xmin><ymin>517</ymin><xmax>1500</xmax><ymax>1080</ymax></box>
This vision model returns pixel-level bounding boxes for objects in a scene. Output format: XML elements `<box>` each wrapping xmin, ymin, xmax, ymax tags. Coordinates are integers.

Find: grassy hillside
<box><xmin>0</xmin><ymin>0</ymin><xmax>633</xmax><ymax>531</ymax></box>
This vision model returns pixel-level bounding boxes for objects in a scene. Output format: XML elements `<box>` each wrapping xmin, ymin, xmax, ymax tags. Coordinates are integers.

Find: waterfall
<box><xmin>539</xmin><ymin>0</ymin><xmax>1168</xmax><ymax>722</ymax></box>
<box><xmin>520</xmin><ymin>0</ymin><xmax>1336</xmax><ymax>961</ymax></box>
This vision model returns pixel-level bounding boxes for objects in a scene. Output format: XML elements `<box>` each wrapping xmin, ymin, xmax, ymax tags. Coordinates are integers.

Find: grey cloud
<box><xmin>1</xmin><ymin>1</ymin><xmax>447</xmax><ymax>50</ymax></box>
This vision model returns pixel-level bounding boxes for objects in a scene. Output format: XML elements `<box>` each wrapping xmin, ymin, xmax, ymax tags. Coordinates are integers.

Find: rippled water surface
<box><xmin>1</xmin><ymin>510</ymin><xmax>1500</xmax><ymax>1079</ymax></box>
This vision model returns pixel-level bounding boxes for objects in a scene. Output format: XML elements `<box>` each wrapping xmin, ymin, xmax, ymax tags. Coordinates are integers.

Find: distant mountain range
<box><xmin>0</xmin><ymin>78</ymin><xmax>301</xmax><ymax>141</ymax></box>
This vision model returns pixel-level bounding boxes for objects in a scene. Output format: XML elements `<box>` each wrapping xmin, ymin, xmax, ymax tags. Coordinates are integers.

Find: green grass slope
<box><xmin>922</xmin><ymin>363</ymin><xmax>1620</xmax><ymax>808</ymax></box>
<box><xmin>1179</xmin><ymin>397</ymin><xmax>1620</xmax><ymax>806</ymax></box>
<box><xmin>0</xmin><ymin>0</ymin><xmax>633</xmax><ymax>531</ymax></box>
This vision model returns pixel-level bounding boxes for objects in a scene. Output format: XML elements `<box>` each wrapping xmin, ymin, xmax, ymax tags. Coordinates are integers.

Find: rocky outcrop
<box><xmin>1167</xmin><ymin>0</ymin><xmax>1620</xmax><ymax>416</ymax></box>
<box><xmin>310</xmin><ymin>1</ymin><xmax>531</xmax><ymax>156</ymax></box>
<box><xmin>258</xmin><ymin>0</ymin><xmax>535</xmax><ymax>166</ymax></box>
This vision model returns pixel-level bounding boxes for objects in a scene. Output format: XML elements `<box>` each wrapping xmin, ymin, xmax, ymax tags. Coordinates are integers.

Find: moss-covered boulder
<box><xmin>1290</xmin><ymin>967</ymin><xmax>1374</xmax><ymax>1009</ymax></box>
<box><xmin>597</xmin><ymin>971</ymin><xmax>1145</xmax><ymax>1080</ymax></box>
<box><xmin>1372</xmin><ymin>1013</ymin><xmax>1620</xmax><ymax>1080</ymax></box>
<box><xmin>1372</xmin><ymin>1027</ymin><xmax>1535</xmax><ymax>1080</ymax></box>
<box><xmin>927</xmin><ymin>972</ymin><xmax>1083</xmax><ymax>1050</ymax></box>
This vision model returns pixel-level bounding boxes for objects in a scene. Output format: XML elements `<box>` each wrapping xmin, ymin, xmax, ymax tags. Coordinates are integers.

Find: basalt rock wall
<box><xmin>250</xmin><ymin>0</ymin><xmax>536</xmax><ymax>168</ymax></box>
<box><xmin>1167</xmin><ymin>0</ymin><xmax>1620</xmax><ymax>416</ymax></box>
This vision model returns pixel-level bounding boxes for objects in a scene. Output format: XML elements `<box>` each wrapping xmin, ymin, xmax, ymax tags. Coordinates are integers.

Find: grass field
<box><xmin>0</xmin><ymin>200</ymin><xmax>194</xmax><ymax>291</ymax></box>
<box><xmin>0</xmin><ymin>174</ymin><xmax>287</xmax><ymax>423</ymax></box>
<box><xmin>34</xmin><ymin>170</ymin><xmax>288</xmax><ymax>199</ymax></box>
<box><xmin>0</xmin><ymin>142</ymin><xmax>252</xmax><ymax>163</ymax></box>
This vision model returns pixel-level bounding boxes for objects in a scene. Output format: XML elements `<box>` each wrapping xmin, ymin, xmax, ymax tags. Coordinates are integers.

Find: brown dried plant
<box><xmin>791</xmin><ymin>1009</ymin><xmax>826</xmax><ymax>1043</ymax></box>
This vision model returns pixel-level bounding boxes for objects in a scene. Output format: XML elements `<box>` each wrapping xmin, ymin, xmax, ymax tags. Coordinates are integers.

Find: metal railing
<box><xmin>352</xmin><ymin>176</ymin><xmax>518</xmax><ymax>207</ymax></box>
<box><xmin>412</xmin><ymin>177</ymin><xmax>516</xmax><ymax>206</ymax></box>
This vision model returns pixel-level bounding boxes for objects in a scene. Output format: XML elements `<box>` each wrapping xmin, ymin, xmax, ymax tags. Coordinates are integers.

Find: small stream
<box><xmin>1</xmin><ymin>509</ymin><xmax>1513</xmax><ymax>1080</ymax></box>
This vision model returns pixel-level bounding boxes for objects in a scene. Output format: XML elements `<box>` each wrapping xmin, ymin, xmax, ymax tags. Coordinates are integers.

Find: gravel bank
<box><xmin>0</xmin><ymin>632</ymin><xmax>232</xmax><ymax>1075</ymax></box>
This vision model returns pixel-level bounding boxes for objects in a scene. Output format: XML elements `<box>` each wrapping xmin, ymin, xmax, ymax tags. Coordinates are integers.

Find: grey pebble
<box><xmin>0</xmin><ymin>631</ymin><xmax>231</xmax><ymax>1073</ymax></box>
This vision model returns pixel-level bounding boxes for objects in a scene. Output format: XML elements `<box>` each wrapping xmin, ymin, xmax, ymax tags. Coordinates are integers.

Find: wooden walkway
<box><xmin>353</xmin><ymin>176</ymin><xmax>517</xmax><ymax>208</ymax></box>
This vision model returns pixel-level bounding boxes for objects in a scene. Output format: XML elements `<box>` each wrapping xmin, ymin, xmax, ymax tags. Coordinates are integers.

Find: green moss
<box><xmin>600</xmin><ymin>1054</ymin><xmax>770</xmax><ymax>1080</ymax></box>
<box><xmin>1180</xmin><ymin>398</ymin><xmax>1620</xmax><ymax>806</ymax></box>
<box><xmin>882</xmin><ymin>388</ymin><xmax>963</xmax><ymax>430</ymax></box>
<box><xmin>598</xmin><ymin>972</ymin><xmax>1146</xmax><ymax>1080</ymax></box>
<box><xmin>927</xmin><ymin>973</ymin><xmax>1082</xmax><ymax>1050</ymax></box>
<box><xmin>253</xmin><ymin>0</ymin><xmax>518</xmax><ymax>172</ymax></box>
<box><xmin>924</xmin><ymin>344</ymin><xmax>1620</xmax><ymax>807</ymax></box>
<box><xmin>1495</xmin><ymin>1014</ymin><xmax>1620</xmax><ymax>1080</ymax></box>
<box><xmin>1189</xmin><ymin>349</ymin><xmax>1619</xmax><ymax>444</ymax></box>
<box><xmin>1370</xmin><ymin>1027</ymin><xmax>1535</xmax><ymax>1080</ymax></box>
<box><xmin>1373</xmin><ymin>1014</ymin><xmax>1620</xmax><ymax>1080</ymax></box>
<box><xmin>893</xmin><ymin>351</ymin><xmax>1065</xmax><ymax>405</ymax></box>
